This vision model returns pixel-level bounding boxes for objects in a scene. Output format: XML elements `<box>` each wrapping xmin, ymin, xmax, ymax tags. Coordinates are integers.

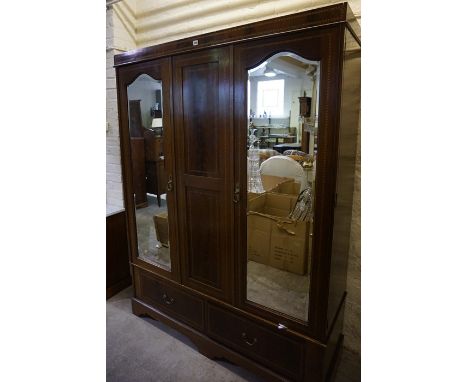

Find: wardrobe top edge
<box><xmin>113</xmin><ymin>2</ymin><xmax>359</xmax><ymax>68</ymax></box>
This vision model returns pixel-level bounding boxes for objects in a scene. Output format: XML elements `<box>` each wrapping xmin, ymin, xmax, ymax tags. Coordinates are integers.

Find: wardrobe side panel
<box><xmin>327</xmin><ymin>28</ymin><xmax>361</xmax><ymax>332</ymax></box>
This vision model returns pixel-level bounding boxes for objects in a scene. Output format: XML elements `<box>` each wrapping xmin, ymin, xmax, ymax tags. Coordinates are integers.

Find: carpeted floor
<box><xmin>107</xmin><ymin>287</ymin><xmax>360</xmax><ymax>382</ymax></box>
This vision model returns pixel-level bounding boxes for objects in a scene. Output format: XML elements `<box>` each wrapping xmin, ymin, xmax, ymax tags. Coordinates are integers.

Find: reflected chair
<box><xmin>258</xmin><ymin>149</ymin><xmax>280</xmax><ymax>164</ymax></box>
<box><xmin>259</xmin><ymin>155</ymin><xmax>307</xmax><ymax>191</ymax></box>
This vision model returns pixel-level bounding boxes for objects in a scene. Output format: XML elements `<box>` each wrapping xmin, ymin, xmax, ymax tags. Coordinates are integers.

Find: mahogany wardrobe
<box><xmin>115</xmin><ymin>3</ymin><xmax>360</xmax><ymax>381</ymax></box>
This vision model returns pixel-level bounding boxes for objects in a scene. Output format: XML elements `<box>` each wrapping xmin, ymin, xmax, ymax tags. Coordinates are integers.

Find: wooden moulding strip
<box><xmin>114</xmin><ymin>3</ymin><xmax>350</xmax><ymax>67</ymax></box>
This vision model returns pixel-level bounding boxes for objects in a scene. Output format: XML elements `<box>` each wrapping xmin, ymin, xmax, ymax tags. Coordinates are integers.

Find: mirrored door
<box><xmin>244</xmin><ymin>51</ymin><xmax>320</xmax><ymax>322</ymax></box>
<box><xmin>126</xmin><ymin>74</ymin><xmax>172</xmax><ymax>271</ymax></box>
<box><xmin>118</xmin><ymin>58</ymin><xmax>177</xmax><ymax>276</ymax></box>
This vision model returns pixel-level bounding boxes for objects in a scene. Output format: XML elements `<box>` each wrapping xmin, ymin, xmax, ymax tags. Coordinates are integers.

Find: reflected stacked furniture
<box><xmin>128</xmin><ymin>100</ymin><xmax>147</xmax><ymax>208</ymax></box>
<box><xmin>144</xmin><ymin>129</ymin><xmax>167</xmax><ymax>207</ymax></box>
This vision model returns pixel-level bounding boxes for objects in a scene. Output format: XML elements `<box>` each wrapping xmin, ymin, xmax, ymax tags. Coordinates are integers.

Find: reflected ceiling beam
<box><xmin>269</xmin><ymin>59</ymin><xmax>309</xmax><ymax>78</ymax></box>
<box><xmin>249</xmin><ymin>55</ymin><xmax>319</xmax><ymax>78</ymax></box>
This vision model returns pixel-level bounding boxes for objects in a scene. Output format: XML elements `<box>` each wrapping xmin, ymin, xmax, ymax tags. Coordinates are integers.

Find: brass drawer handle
<box><xmin>241</xmin><ymin>332</ymin><xmax>257</xmax><ymax>346</ymax></box>
<box><xmin>162</xmin><ymin>293</ymin><xmax>175</xmax><ymax>305</ymax></box>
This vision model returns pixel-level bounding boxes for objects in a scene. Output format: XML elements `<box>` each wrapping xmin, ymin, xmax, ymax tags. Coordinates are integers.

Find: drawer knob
<box><xmin>277</xmin><ymin>323</ymin><xmax>288</xmax><ymax>331</ymax></box>
<box><xmin>162</xmin><ymin>293</ymin><xmax>175</xmax><ymax>305</ymax></box>
<box><xmin>241</xmin><ymin>332</ymin><xmax>257</xmax><ymax>346</ymax></box>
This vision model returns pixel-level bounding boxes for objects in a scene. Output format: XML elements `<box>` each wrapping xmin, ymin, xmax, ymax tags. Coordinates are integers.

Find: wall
<box><xmin>106</xmin><ymin>0</ymin><xmax>361</xmax><ymax>357</ymax></box>
<box><xmin>106</xmin><ymin>0</ymin><xmax>137</xmax><ymax>215</ymax></box>
<box><xmin>127</xmin><ymin>75</ymin><xmax>163</xmax><ymax>129</ymax></box>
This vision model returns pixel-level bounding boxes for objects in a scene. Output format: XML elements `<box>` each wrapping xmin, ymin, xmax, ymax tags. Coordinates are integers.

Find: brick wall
<box><xmin>106</xmin><ymin>1</ymin><xmax>136</xmax><ymax>215</ymax></box>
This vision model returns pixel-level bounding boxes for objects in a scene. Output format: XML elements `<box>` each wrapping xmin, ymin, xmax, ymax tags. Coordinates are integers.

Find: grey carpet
<box><xmin>107</xmin><ymin>288</ymin><xmax>360</xmax><ymax>382</ymax></box>
<box><xmin>107</xmin><ymin>287</ymin><xmax>263</xmax><ymax>382</ymax></box>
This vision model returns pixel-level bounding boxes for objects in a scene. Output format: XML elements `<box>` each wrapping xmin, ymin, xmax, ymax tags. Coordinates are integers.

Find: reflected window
<box><xmin>257</xmin><ymin>79</ymin><xmax>284</xmax><ymax>117</ymax></box>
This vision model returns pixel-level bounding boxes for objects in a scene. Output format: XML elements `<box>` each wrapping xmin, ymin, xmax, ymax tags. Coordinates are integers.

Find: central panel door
<box><xmin>173</xmin><ymin>47</ymin><xmax>233</xmax><ymax>302</ymax></box>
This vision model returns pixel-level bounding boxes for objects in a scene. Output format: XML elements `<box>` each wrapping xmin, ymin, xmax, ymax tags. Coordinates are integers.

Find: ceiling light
<box><xmin>264</xmin><ymin>67</ymin><xmax>276</xmax><ymax>77</ymax></box>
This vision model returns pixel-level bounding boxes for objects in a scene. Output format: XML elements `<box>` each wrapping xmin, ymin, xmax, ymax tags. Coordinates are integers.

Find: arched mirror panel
<box><xmin>245</xmin><ymin>52</ymin><xmax>320</xmax><ymax>321</ymax></box>
<box><xmin>127</xmin><ymin>74</ymin><xmax>171</xmax><ymax>271</ymax></box>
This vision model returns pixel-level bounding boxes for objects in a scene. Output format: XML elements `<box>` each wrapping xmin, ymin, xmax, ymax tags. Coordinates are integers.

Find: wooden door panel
<box><xmin>186</xmin><ymin>188</ymin><xmax>221</xmax><ymax>288</ymax></box>
<box><xmin>182</xmin><ymin>62</ymin><xmax>220</xmax><ymax>177</ymax></box>
<box><xmin>173</xmin><ymin>47</ymin><xmax>233</xmax><ymax>302</ymax></box>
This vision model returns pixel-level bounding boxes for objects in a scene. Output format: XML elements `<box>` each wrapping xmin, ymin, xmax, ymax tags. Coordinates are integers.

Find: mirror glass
<box><xmin>246</xmin><ymin>53</ymin><xmax>320</xmax><ymax>321</ymax></box>
<box><xmin>127</xmin><ymin>74</ymin><xmax>171</xmax><ymax>271</ymax></box>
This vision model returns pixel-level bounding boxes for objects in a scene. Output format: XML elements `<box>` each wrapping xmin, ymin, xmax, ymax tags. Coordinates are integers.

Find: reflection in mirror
<box><xmin>246</xmin><ymin>53</ymin><xmax>320</xmax><ymax>321</ymax></box>
<box><xmin>127</xmin><ymin>74</ymin><xmax>171</xmax><ymax>271</ymax></box>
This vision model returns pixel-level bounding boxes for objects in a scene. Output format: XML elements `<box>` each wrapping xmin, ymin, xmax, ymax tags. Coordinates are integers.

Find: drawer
<box><xmin>137</xmin><ymin>270</ymin><xmax>204</xmax><ymax>330</ymax></box>
<box><xmin>206</xmin><ymin>303</ymin><xmax>304</xmax><ymax>380</ymax></box>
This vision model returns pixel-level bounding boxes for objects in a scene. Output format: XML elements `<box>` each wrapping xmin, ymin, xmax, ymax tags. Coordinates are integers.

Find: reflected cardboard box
<box><xmin>248</xmin><ymin>174</ymin><xmax>297</xmax><ymax>200</ymax></box>
<box><xmin>261</xmin><ymin>174</ymin><xmax>292</xmax><ymax>191</ymax></box>
<box><xmin>153</xmin><ymin>211</ymin><xmax>169</xmax><ymax>247</ymax></box>
<box><xmin>271</xmin><ymin>179</ymin><xmax>301</xmax><ymax>196</ymax></box>
<box><xmin>247</xmin><ymin>192</ymin><xmax>309</xmax><ymax>275</ymax></box>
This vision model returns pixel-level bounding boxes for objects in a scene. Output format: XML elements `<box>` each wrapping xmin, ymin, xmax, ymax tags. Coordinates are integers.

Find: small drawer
<box><xmin>137</xmin><ymin>270</ymin><xmax>204</xmax><ymax>330</ymax></box>
<box><xmin>206</xmin><ymin>303</ymin><xmax>304</xmax><ymax>380</ymax></box>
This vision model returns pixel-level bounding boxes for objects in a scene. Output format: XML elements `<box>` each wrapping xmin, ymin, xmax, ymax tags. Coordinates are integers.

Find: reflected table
<box><xmin>273</xmin><ymin>142</ymin><xmax>302</xmax><ymax>154</ymax></box>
